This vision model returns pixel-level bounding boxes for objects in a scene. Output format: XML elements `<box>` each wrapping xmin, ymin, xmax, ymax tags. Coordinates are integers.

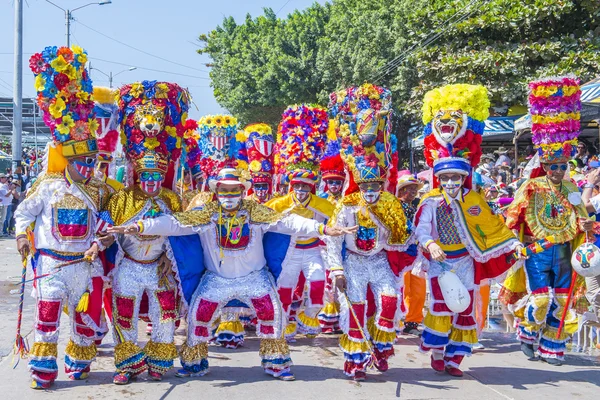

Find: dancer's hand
<box><xmin>579</xmin><ymin>218</ymin><xmax>594</xmax><ymax>232</ymax></box>
<box><xmin>108</xmin><ymin>224</ymin><xmax>140</xmax><ymax>235</ymax></box>
<box><xmin>325</xmin><ymin>225</ymin><xmax>358</xmax><ymax>237</ymax></box>
<box><xmin>16</xmin><ymin>236</ymin><xmax>30</xmax><ymax>261</ymax></box>
<box><xmin>427</xmin><ymin>242</ymin><xmax>446</xmax><ymax>262</ymax></box>
<box><xmin>334</xmin><ymin>275</ymin><xmax>347</xmax><ymax>292</ymax></box>
<box><xmin>514</xmin><ymin>244</ymin><xmax>527</xmax><ymax>260</ymax></box>
<box><xmin>97</xmin><ymin>231</ymin><xmax>115</xmax><ymax>247</ymax></box>
<box><xmin>84</xmin><ymin>242</ymin><xmax>99</xmax><ymax>262</ymax></box>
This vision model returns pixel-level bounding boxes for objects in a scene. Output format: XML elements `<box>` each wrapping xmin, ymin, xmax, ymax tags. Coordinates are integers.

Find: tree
<box><xmin>198</xmin><ymin>5</ymin><xmax>331</xmax><ymax>126</ymax></box>
<box><xmin>198</xmin><ymin>0</ymin><xmax>600</xmax><ymax>139</ymax></box>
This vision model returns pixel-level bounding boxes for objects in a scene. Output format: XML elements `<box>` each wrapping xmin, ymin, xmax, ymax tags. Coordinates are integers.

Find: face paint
<box><xmin>139</xmin><ymin>171</ymin><xmax>164</xmax><ymax>195</ymax></box>
<box><xmin>326</xmin><ymin>179</ymin><xmax>343</xmax><ymax>195</ymax></box>
<box><xmin>292</xmin><ymin>183</ymin><xmax>312</xmax><ymax>203</ymax></box>
<box><xmin>253</xmin><ymin>184</ymin><xmax>269</xmax><ymax>201</ymax></box>
<box><xmin>359</xmin><ymin>182</ymin><xmax>382</xmax><ymax>204</ymax></box>
<box><xmin>217</xmin><ymin>188</ymin><xmax>243</xmax><ymax>211</ymax></box>
<box><xmin>71</xmin><ymin>156</ymin><xmax>96</xmax><ymax>180</ymax></box>
<box><xmin>439</xmin><ymin>174</ymin><xmax>464</xmax><ymax>198</ymax></box>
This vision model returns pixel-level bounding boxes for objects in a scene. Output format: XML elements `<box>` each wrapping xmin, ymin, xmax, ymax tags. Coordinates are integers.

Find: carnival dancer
<box><xmin>414</xmin><ymin>84</ymin><xmax>523</xmax><ymax>377</ymax></box>
<box><xmin>266</xmin><ymin>105</ymin><xmax>334</xmax><ymax>340</ymax></box>
<box><xmin>396</xmin><ymin>172</ymin><xmax>426</xmax><ymax>336</ymax></box>
<box><xmin>89</xmin><ymin>85</ymin><xmax>122</xmax><ymax>342</ymax></box>
<box><xmin>108</xmin><ymin>167</ymin><xmax>356</xmax><ymax>381</ymax></box>
<box><xmin>504</xmin><ymin>76</ymin><xmax>593</xmax><ymax>365</ymax></box>
<box><xmin>17</xmin><ymin>45</ymin><xmax>111</xmax><ymax>389</ymax></box>
<box><xmin>106</xmin><ymin>81</ymin><xmax>189</xmax><ymax>384</ymax></box>
<box><xmin>93</xmin><ymin>86</ymin><xmax>123</xmax><ymax>193</ymax></box>
<box><xmin>245</xmin><ymin>123</ymin><xmax>276</xmax><ymax>204</ymax></box>
<box><xmin>325</xmin><ymin>83</ymin><xmax>411</xmax><ymax>381</ymax></box>
<box><xmin>317</xmin><ymin>136</ymin><xmax>348</xmax><ymax>333</ymax></box>
<box><xmin>192</xmin><ymin>115</ymin><xmax>252</xmax><ymax>349</ymax></box>
<box><xmin>181</xmin><ymin>118</ymin><xmax>204</xmax><ymax>209</ymax></box>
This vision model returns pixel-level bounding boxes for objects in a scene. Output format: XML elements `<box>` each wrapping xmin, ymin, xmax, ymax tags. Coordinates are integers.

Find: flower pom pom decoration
<box><xmin>244</xmin><ymin>123</ymin><xmax>275</xmax><ymax>187</ymax></box>
<box><xmin>182</xmin><ymin>118</ymin><xmax>204</xmax><ymax>179</ymax></box>
<box><xmin>421</xmin><ymin>84</ymin><xmax>489</xmax><ymax>170</ymax></box>
<box><xmin>197</xmin><ymin>115</ymin><xmax>246</xmax><ymax>182</ymax></box>
<box><xmin>528</xmin><ymin>75</ymin><xmax>581</xmax><ymax>163</ymax></box>
<box><xmin>328</xmin><ymin>83</ymin><xmax>395</xmax><ymax>189</ymax></box>
<box><xmin>274</xmin><ymin>104</ymin><xmax>328</xmax><ymax>180</ymax></box>
<box><xmin>116</xmin><ymin>80</ymin><xmax>190</xmax><ymax>190</ymax></box>
<box><xmin>30</xmin><ymin>45</ymin><xmax>98</xmax><ymax>157</ymax></box>
<box><xmin>117</xmin><ymin>80</ymin><xmax>190</xmax><ymax>165</ymax></box>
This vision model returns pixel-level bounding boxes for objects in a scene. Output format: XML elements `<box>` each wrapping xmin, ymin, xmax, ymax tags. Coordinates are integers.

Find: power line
<box><xmin>275</xmin><ymin>0</ymin><xmax>294</xmax><ymax>15</ymax></box>
<box><xmin>74</xmin><ymin>19</ymin><xmax>210</xmax><ymax>74</ymax></box>
<box><xmin>371</xmin><ymin>0</ymin><xmax>482</xmax><ymax>82</ymax></box>
<box><xmin>88</xmin><ymin>57</ymin><xmax>210</xmax><ymax>80</ymax></box>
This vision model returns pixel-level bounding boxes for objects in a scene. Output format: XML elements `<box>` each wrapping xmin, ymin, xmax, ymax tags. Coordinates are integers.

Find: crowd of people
<box><xmin>12</xmin><ymin>45</ymin><xmax>600</xmax><ymax>393</ymax></box>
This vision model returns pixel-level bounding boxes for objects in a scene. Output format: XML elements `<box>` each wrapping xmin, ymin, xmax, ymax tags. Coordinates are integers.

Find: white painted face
<box><xmin>438</xmin><ymin>173</ymin><xmax>465</xmax><ymax>198</ymax></box>
<box><xmin>359</xmin><ymin>182</ymin><xmax>383</xmax><ymax>204</ymax></box>
<box><xmin>292</xmin><ymin>183</ymin><xmax>312</xmax><ymax>203</ymax></box>
<box><xmin>217</xmin><ymin>184</ymin><xmax>243</xmax><ymax>211</ymax></box>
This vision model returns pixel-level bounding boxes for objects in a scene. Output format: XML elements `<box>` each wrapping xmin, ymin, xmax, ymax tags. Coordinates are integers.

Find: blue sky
<box><xmin>0</xmin><ymin>0</ymin><xmax>323</xmax><ymax>119</ymax></box>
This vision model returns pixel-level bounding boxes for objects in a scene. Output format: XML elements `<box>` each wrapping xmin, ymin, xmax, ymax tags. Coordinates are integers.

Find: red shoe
<box><xmin>445</xmin><ymin>366</ymin><xmax>463</xmax><ymax>377</ymax></box>
<box><xmin>148</xmin><ymin>371</ymin><xmax>162</xmax><ymax>381</ymax></box>
<box><xmin>113</xmin><ymin>372</ymin><xmax>131</xmax><ymax>385</ymax></box>
<box><xmin>430</xmin><ymin>356</ymin><xmax>445</xmax><ymax>372</ymax></box>
<box><xmin>353</xmin><ymin>371</ymin><xmax>366</xmax><ymax>381</ymax></box>
<box><xmin>374</xmin><ymin>358</ymin><xmax>389</xmax><ymax>372</ymax></box>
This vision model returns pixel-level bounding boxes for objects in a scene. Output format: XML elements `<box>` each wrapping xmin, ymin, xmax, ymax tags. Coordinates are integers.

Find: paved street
<box><xmin>0</xmin><ymin>237</ymin><xmax>598</xmax><ymax>400</ymax></box>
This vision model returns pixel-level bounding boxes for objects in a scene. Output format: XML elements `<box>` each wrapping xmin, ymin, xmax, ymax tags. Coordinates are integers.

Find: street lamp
<box><xmin>89</xmin><ymin>64</ymin><xmax>137</xmax><ymax>88</ymax></box>
<box><xmin>45</xmin><ymin>1</ymin><xmax>112</xmax><ymax>47</ymax></box>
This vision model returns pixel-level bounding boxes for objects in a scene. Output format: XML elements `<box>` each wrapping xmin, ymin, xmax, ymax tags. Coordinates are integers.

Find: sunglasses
<box><xmin>326</xmin><ymin>180</ymin><xmax>343</xmax><ymax>185</ymax></box>
<box><xmin>549</xmin><ymin>164</ymin><xmax>567</xmax><ymax>171</ymax></box>
<box><xmin>140</xmin><ymin>171</ymin><xmax>163</xmax><ymax>181</ymax></box>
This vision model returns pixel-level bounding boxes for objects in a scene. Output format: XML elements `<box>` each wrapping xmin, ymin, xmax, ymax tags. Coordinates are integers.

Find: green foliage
<box><xmin>198</xmin><ymin>5</ymin><xmax>330</xmax><ymax>126</ymax></box>
<box><xmin>198</xmin><ymin>0</ymin><xmax>600</xmax><ymax>136</ymax></box>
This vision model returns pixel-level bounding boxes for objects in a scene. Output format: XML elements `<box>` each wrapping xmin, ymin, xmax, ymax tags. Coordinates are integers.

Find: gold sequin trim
<box><xmin>144</xmin><ymin>340</ymin><xmax>178</xmax><ymax>361</ymax></box>
<box><xmin>65</xmin><ymin>339</ymin><xmax>97</xmax><ymax>361</ymax></box>
<box><xmin>30</xmin><ymin>342</ymin><xmax>58</xmax><ymax>358</ymax></box>
<box><xmin>179</xmin><ymin>342</ymin><xmax>208</xmax><ymax>363</ymax></box>
<box><xmin>333</xmin><ymin>191</ymin><xmax>409</xmax><ymax>245</ymax></box>
<box><xmin>258</xmin><ymin>338</ymin><xmax>289</xmax><ymax>357</ymax></box>
<box><xmin>114</xmin><ymin>341</ymin><xmax>144</xmax><ymax>366</ymax></box>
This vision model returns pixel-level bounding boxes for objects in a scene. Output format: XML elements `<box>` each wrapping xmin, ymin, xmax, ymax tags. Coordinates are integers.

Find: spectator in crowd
<box><xmin>494</xmin><ymin>146</ymin><xmax>512</xmax><ymax>167</ymax></box>
<box><xmin>3</xmin><ymin>180</ymin><xmax>20</xmax><ymax>236</ymax></box>
<box><xmin>0</xmin><ymin>174</ymin><xmax>11</xmax><ymax>237</ymax></box>
<box><xmin>576</xmin><ymin>141</ymin><xmax>590</xmax><ymax>165</ymax></box>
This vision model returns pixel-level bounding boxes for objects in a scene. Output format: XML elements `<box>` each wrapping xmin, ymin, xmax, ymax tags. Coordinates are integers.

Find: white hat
<box><xmin>208</xmin><ymin>168</ymin><xmax>251</xmax><ymax>192</ymax></box>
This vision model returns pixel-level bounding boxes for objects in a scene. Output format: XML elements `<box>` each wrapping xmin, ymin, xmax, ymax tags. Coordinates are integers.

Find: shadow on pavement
<box><xmin>467</xmin><ymin>366</ymin><xmax>600</xmax><ymax>390</ymax></box>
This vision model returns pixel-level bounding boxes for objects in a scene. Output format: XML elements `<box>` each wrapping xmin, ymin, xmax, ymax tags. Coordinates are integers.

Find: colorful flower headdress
<box><xmin>422</xmin><ymin>84</ymin><xmax>489</xmax><ymax>178</ymax></box>
<box><xmin>197</xmin><ymin>114</ymin><xmax>246</xmax><ymax>183</ymax></box>
<box><xmin>244</xmin><ymin>123</ymin><xmax>275</xmax><ymax>188</ymax></box>
<box><xmin>30</xmin><ymin>45</ymin><xmax>98</xmax><ymax>161</ymax></box>
<box><xmin>274</xmin><ymin>104</ymin><xmax>328</xmax><ymax>186</ymax></box>
<box><xmin>329</xmin><ymin>83</ymin><xmax>396</xmax><ymax>188</ymax></box>
<box><xmin>93</xmin><ymin>86</ymin><xmax>119</xmax><ymax>164</ymax></box>
<box><xmin>117</xmin><ymin>80</ymin><xmax>190</xmax><ymax>188</ymax></box>
<box><xmin>529</xmin><ymin>75</ymin><xmax>581</xmax><ymax>163</ymax></box>
<box><xmin>182</xmin><ymin>119</ymin><xmax>203</xmax><ymax>181</ymax></box>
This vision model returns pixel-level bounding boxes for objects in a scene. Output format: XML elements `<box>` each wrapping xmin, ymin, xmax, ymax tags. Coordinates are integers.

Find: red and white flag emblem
<box><xmin>253</xmin><ymin>138</ymin><xmax>274</xmax><ymax>157</ymax></box>
<box><xmin>211</xmin><ymin>134</ymin><xmax>226</xmax><ymax>150</ymax></box>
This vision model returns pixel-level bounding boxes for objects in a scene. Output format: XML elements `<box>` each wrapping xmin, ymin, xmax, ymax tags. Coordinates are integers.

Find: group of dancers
<box><xmin>16</xmin><ymin>45</ymin><xmax>595</xmax><ymax>389</ymax></box>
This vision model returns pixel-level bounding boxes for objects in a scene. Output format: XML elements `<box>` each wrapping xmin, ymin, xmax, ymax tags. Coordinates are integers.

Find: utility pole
<box><xmin>66</xmin><ymin>9</ymin><xmax>71</xmax><ymax>47</ymax></box>
<box><xmin>12</xmin><ymin>0</ymin><xmax>23</xmax><ymax>171</ymax></box>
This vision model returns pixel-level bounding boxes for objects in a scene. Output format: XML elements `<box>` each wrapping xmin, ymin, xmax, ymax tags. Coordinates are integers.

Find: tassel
<box><xmin>76</xmin><ymin>290</ymin><xmax>90</xmax><ymax>313</ymax></box>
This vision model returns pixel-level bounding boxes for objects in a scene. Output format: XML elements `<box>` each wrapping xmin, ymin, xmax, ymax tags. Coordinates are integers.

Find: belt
<box><xmin>123</xmin><ymin>253</ymin><xmax>162</xmax><ymax>265</ymax></box>
<box><xmin>38</xmin><ymin>248</ymin><xmax>86</xmax><ymax>261</ymax></box>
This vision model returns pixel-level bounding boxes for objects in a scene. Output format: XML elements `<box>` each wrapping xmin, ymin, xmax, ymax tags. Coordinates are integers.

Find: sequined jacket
<box><xmin>324</xmin><ymin>192</ymin><xmax>411</xmax><ymax>276</ymax></box>
<box><xmin>139</xmin><ymin>200</ymin><xmax>324</xmax><ymax>279</ymax></box>
<box><xmin>14</xmin><ymin>172</ymin><xmax>111</xmax><ymax>254</ymax></box>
